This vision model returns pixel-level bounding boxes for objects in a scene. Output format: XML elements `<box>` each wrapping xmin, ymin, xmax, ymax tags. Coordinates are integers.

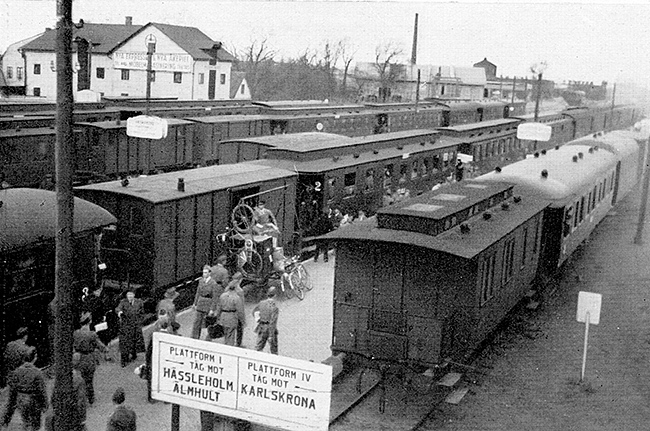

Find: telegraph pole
<box><xmin>53</xmin><ymin>0</ymin><xmax>77</xmax><ymax>429</ymax></box>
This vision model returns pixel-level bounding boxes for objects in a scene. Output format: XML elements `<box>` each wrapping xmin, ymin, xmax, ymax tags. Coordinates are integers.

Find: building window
<box><xmin>33</xmin><ymin>87</ymin><xmax>41</xmax><ymax>97</ymax></box>
<box><xmin>6</xmin><ymin>67</ymin><xmax>12</xmax><ymax>79</ymax></box>
<box><xmin>174</xmin><ymin>72</ymin><xmax>182</xmax><ymax>84</ymax></box>
<box><xmin>199</xmin><ymin>73</ymin><xmax>205</xmax><ymax>85</ymax></box>
<box><xmin>121</xmin><ymin>69</ymin><xmax>130</xmax><ymax>80</ymax></box>
<box><xmin>220</xmin><ymin>73</ymin><xmax>226</xmax><ymax>85</ymax></box>
<box><xmin>150</xmin><ymin>70</ymin><xmax>155</xmax><ymax>82</ymax></box>
<box><xmin>16</xmin><ymin>67</ymin><xmax>23</xmax><ymax>80</ymax></box>
<box><xmin>33</xmin><ymin>64</ymin><xmax>41</xmax><ymax>75</ymax></box>
<box><xmin>240</xmin><ymin>84</ymin><xmax>245</xmax><ymax>94</ymax></box>
<box><xmin>209</xmin><ymin>59</ymin><xmax>217</xmax><ymax>66</ymax></box>
<box><xmin>96</xmin><ymin>67</ymin><xmax>105</xmax><ymax>79</ymax></box>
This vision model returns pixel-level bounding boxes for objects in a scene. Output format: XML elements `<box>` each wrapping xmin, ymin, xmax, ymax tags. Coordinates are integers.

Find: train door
<box><xmin>208</xmin><ymin>71</ymin><xmax>216</xmax><ymax>100</ymax></box>
<box><xmin>296</xmin><ymin>174</ymin><xmax>325</xmax><ymax>236</ymax></box>
<box><xmin>477</xmin><ymin>107</ymin><xmax>484</xmax><ymax>122</ymax></box>
<box><xmin>230</xmin><ymin>186</ymin><xmax>261</xmax><ymax>211</ymax></box>
<box><xmin>374</xmin><ymin>114</ymin><xmax>389</xmax><ymax>134</ymax></box>
<box><xmin>612</xmin><ymin>162</ymin><xmax>622</xmax><ymax>204</ymax></box>
<box><xmin>369</xmin><ymin>244</ymin><xmax>407</xmax><ymax>360</ymax></box>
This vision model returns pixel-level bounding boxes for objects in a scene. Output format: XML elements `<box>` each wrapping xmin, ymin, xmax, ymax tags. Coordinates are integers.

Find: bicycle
<box><xmin>269</xmin><ymin>255</ymin><xmax>312</xmax><ymax>300</ymax></box>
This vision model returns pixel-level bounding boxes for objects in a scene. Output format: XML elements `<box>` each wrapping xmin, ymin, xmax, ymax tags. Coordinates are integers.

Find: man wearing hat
<box><xmin>253</xmin><ymin>287</ymin><xmax>280</xmax><ymax>355</ymax></box>
<box><xmin>210</xmin><ymin>255</ymin><xmax>230</xmax><ymax>289</ymax></box>
<box><xmin>73</xmin><ymin>313</ymin><xmax>108</xmax><ymax>404</ymax></box>
<box><xmin>116</xmin><ymin>289</ymin><xmax>145</xmax><ymax>368</ymax></box>
<box><xmin>215</xmin><ymin>278</ymin><xmax>246</xmax><ymax>347</ymax></box>
<box><xmin>223</xmin><ymin>272</ymin><xmax>246</xmax><ymax>346</ymax></box>
<box><xmin>192</xmin><ymin>265</ymin><xmax>219</xmax><ymax>339</ymax></box>
<box><xmin>107</xmin><ymin>387</ymin><xmax>136</xmax><ymax>431</ymax></box>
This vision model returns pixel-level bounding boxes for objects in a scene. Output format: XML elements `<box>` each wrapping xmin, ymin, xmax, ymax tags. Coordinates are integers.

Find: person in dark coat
<box><xmin>2</xmin><ymin>348</ymin><xmax>48</xmax><ymax>431</ymax></box>
<box><xmin>192</xmin><ymin>265</ymin><xmax>219</xmax><ymax>340</ymax></box>
<box><xmin>44</xmin><ymin>352</ymin><xmax>88</xmax><ymax>431</ymax></box>
<box><xmin>106</xmin><ymin>387</ymin><xmax>136</xmax><ymax>431</ymax></box>
<box><xmin>253</xmin><ymin>287</ymin><xmax>280</xmax><ymax>354</ymax></box>
<box><xmin>73</xmin><ymin>314</ymin><xmax>108</xmax><ymax>404</ymax></box>
<box><xmin>312</xmin><ymin>210</ymin><xmax>333</xmax><ymax>262</ymax></box>
<box><xmin>215</xmin><ymin>281</ymin><xmax>246</xmax><ymax>347</ymax></box>
<box><xmin>210</xmin><ymin>255</ymin><xmax>230</xmax><ymax>289</ymax></box>
<box><xmin>156</xmin><ymin>286</ymin><xmax>179</xmax><ymax>328</ymax></box>
<box><xmin>455</xmin><ymin>159</ymin><xmax>465</xmax><ymax>182</ymax></box>
<box><xmin>115</xmin><ymin>289</ymin><xmax>145</xmax><ymax>368</ymax></box>
<box><xmin>3</xmin><ymin>327</ymin><xmax>31</xmax><ymax>387</ymax></box>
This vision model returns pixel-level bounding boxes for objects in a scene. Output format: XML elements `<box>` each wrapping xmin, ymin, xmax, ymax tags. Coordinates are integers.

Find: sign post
<box><xmin>152</xmin><ymin>332</ymin><xmax>332</xmax><ymax>431</ymax></box>
<box><xmin>576</xmin><ymin>291</ymin><xmax>602</xmax><ymax>382</ymax></box>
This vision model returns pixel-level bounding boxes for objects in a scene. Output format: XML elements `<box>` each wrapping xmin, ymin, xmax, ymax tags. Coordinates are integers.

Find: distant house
<box><xmin>0</xmin><ymin>33</ymin><xmax>43</xmax><ymax>96</ymax></box>
<box><xmin>16</xmin><ymin>17</ymin><xmax>235</xmax><ymax>100</ymax></box>
<box><xmin>229</xmin><ymin>71</ymin><xmax>251</xmax><ymax>100</ymax></box>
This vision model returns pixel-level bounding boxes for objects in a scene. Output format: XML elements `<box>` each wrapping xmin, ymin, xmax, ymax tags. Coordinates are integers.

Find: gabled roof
<box><xmin>20</xmin><ymin>24</ymin><xmax>143</xmax><ymax>54</ymax></box>
<box><xmin>230</xmin><ymin>71</ymin><xmax>246</xmax><ymax>98</ymax></box>
<box><xmin>109</xmin><ymin>22</ymin><xmax>235</xmax><ymax>62</ymax></box>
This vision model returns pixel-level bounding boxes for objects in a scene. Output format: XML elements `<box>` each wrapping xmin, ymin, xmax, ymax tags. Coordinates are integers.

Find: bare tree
<box><xmin>337</xmin><ymin>38</ymin><xmax>357</xmax><ymax>101</ymax></box>
<box><xmin>373</xmin><ymin>42</ymin><xmax>405</xmax><ymax>102</ymax></box>
<box><xmin>318</xmin><ymin>40</ymin><xmax>341</xmax><ymax>100</ymax></box>
<box><xmin>236</xmin><ymin>38</ymin><xmax>276</xmax><ymax>98</ymax></box>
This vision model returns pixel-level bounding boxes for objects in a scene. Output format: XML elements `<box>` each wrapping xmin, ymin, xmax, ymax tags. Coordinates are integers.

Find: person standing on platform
<box><xmin>115</xmin><ymin>289</ymin><xmax>145</xmax><ymax>368</ymax></box>
<box><xmin>44</xmin><ymin>352</ymin><xmax>88</xmax><ymax>431</ymax></box>
<box><xmin>253</xmin><ymin>287</ymin><xmax>279</xmax><ymax>355</ymax></box>
<box><xmin>106</xmin><ymin>387</ymin><xmax>137</xmax><ymax>431</ymax></box>
<box><xmin>192</xmin><ymin>265</ymin><xmax>219</xmax><ymax>340</ymax></box>
<box><xmin>3</xmin><ymin>327</ymin><xmax>31</xmax><ymax>387</ymax></box>
<box><xmin>215</xmin><ymin>280</ymin><xmax>246</xmax><ymax>347</ymax></box>
<box><xmin>2</xmin><ymin>348</ymin><xmax>48</xmax><ymax>431</ymax></box>
<box><xmin>156</xmin><ymin>286</ymin><xmax>179</xmax><ymax>329</ymax></box>
<box><xmin>145</xmin><ymin>314</ymin><xmax>180</xmax><ymax>403</ymax></box>
<box><xmin>223</xmin><ymin>272</ymin><xmax>245</xmax><ymax>347</ymax></box>
<box><xmin>73</xmin><ymin>314</ymin><xmax>108</xmax><ymax>404</ymax></box>
<box><xmin>210</xmin><ymin>255</ymin><xmax>230</xmax><ymax>289</ymax></box>
<box><xmin>313</xmin><ymin>210</ymin><xmax>333</xmax><ymax>263</ymax></box>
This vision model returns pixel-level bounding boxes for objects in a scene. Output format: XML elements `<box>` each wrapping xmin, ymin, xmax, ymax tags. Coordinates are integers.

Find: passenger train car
<box><xmin>0</xmin><ymin>188</ymin><xmax>116</xmax><ymax>370</ymax></box>
<box><xmin>321</xmin><ymin>126</ymin><xmax>648</xmax><ymax>369</ymax></box>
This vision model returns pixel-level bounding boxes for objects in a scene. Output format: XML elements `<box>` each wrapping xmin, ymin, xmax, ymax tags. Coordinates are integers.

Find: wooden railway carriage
<box><xmin>74</xmin><ymin>163</ymin><xmax>297</xmax><ymax>309</ymax></box>
<box><xmin>251</xmin><ymin>130</ymin><xmax>459</xmax><ymax>236</ymax></box>
<box><xmin>74</xmin><ymin>118</ymin><xmax>196</xmax><ymax>180</ymax></box>
<box><xmin>0</xmin><ymin>189</ymin><xmax>116</xmax><ymax>368</ymax></box>
<box><xmin>186</xmin><ymin>115</ymin><xmax>273</xmax><ymax>166</ymax></box>
<box><xmin>436</xmin><ymin>118</ymin><xmax>523</xmax><ymax>175</ymax></box>
<box><xmin>321</xmin><ymin>181</ymin><xmax>547</xmax><ymax>367</ymax></box>
<box><xmin>513</xmin><ymin>111</ymin><xmax>575</xmax><ymax>152</ymax></box>
<box><xmin>0</xmin><ymin>127</ymin><xmax>56</xmax><ymax>188</ymax></box>
<box><xmin>474</xmin><ymin>143</ymin><xmax>626</xmax><ymax>277</ymax></box>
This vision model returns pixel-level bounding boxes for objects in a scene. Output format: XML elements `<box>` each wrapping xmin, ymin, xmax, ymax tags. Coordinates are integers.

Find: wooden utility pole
<box><xmin>52</xmin><ymin>0</ymin><xmax>77</xmax><ymax>429</ymax></box>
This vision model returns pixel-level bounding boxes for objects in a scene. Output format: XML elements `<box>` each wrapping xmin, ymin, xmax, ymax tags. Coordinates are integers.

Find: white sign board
<box><xmin>576</xmin><ymin>291</ymin><xmax>602</xmax><ymax>324</ymax></box>
<box><xmin>113</xmin><ymin>52</ymin><xmax>192</xmax><ymax>72</ymax></box>
<box><xmin>517</xmin><ymin>122</ymin><xmax>553</xmax><ymax>142</ymax></box>
<box><xmin>126</xmin><ymin>115</ymin><xmax>168</xmax><ymax>139</ymax></box>
<box><xmin>151</xmin><ymin>332</ymin><xmax>332</xmax><ymax>431</ymax></box>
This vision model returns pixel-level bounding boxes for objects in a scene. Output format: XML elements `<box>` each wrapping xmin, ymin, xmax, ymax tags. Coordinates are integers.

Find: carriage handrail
<box><xmin>236</xmin><ymin>184</ymin><xmax>290</xmax><ymax>204</ymax></box>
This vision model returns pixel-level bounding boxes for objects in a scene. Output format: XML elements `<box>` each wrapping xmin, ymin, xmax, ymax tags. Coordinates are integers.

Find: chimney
<box><xmin>125</xmin><ymin>16</ymin><xmax>133</xmax><ymax>26</ymax></box>
<box><xmin>410</xmin><ymin>13</ymin><xmax>418</xmax><ymax>65</ymax></box>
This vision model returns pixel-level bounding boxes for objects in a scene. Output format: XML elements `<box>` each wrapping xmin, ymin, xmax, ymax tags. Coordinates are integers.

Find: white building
<box><xmin>17</xmin><ymin>18</ymin><xmax>236</xmax><ymax>101</ymax></box>
<box><xmin>0</xmin><ymin>33</ymin><xmax>43</xmax><ymax>96</ymax></box>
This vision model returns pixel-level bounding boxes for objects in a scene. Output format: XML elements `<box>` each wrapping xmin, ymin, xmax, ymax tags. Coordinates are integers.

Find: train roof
<box><xmin>568</xmin><ymin>131</ymin><xmax>640</xmax><ymax>158</ymax></box>
<box><xmin>0</xmin><ymin>188</ymin><xmax>117</xmax><ymax>253</ymax></box>
<box><xmin>75</xmin><ymin>117</ymin><xmax>194</xmax><ymax>129</ymax></box>
<box><xmin>0</xmin><ymin>126</ymin><xmax>56</xmax><ymax>137</ymax></box>
<box><xmin>75</xmin><ymin>163</ymin><xmax>297</xmax><ymax>204</ymax></box>
<box><xmin>436</xmin><ymin>118</ymin><xmax>520</xmax><ymax>133</ymax></box>
<box><xmin>473</xmin><ymin>144</ymin><xmax>617</xmax><ymax>203</ymax></box>
<box><xmin>184</xmin><ymin>114</ymin><xmax>273</xmax><ymax>124</ymax></box>
<box><xmin>253</xmin><ymin>136</ymin><xmax>460</xmax><ymax>173</ymax></box>
<box><xmin>222</xmin><ymin>132</ymin><xmax>353</xmax><ymax>148</ymax></box>
<box><xmin>322</xmin><ymin>181</ymin><xmax>548</xmax><ymax>259</ymax></box>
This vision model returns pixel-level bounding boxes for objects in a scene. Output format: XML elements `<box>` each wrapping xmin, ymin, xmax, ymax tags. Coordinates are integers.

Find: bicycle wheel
<box><xmin>239</xmin><ymin>249</ymin><xmax>263</xmax><ymax>278</ymax></box>
<box><xmin>296</xmin><ymin>264</ymin><xmax>313</xmax><ymax>291</ymax></box>
<box><xmin>289</xmin><ymin>269</ymin><xmax>305</xmax><ymax>300</ymax></box>
<box><xmin>231</xmin><ymin>204</ymin><xmax>255</xmax><ymax>234</ymax></box>
<box><xmin>281</xmin><ymin>274</ymin><xmax>295</xmax><ymax>299</ymax></box>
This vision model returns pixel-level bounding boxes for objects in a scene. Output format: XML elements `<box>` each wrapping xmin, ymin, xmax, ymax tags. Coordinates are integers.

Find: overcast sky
<box><xmin>1</xmin><ymin>0</ymin><xmax>649</xmax><ymax>87</ymax></box>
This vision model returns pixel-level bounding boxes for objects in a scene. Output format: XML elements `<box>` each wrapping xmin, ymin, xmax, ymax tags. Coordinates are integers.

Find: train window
<box><xmin>587</xmin><ymin>192</ymin><xmax>592</xmax><ymax>213</ymax></box>
<box><xmin>610</xmin><ymin>172</ymin><xmax>615</xmax><ymax>191</ymax></box>
<box><xmin>423</xmin><ymin>159</ymin><xmax>431</xmax><ymax>177</ymax></box>
<box><xmin>432</xmin><ymin>155</ymin><xmax>441</xmax><ymax>171</ymax></box>
<box><xmin>364</xmin><ymin>169</ymin><xmax>374</xmax><ymax>192</ymax></box>
<box><xmin>384</xmin><ymin>165</ymin><xmax>393</xmax><ymax>188</ymax></box>
<box><xmin>344</xmin><ymin>172</ymin><xmax>356</xmax><ymax>196</ymax></box>
<box><xmin>411</xmin><ymin>160</ymin><xmax>418</xmax><ymax>179</ymax></box>
<box><xmin>443</xmin><ymin>152</ymin><xmax>450</xmax><ymax>168</ymax></box>
<box><xmin>563</xmin><ymin>207</ymin><xmax>573</xmax><ymax>237</ymax></box>
<box><xmin>399</xmin><ymin>165</ymin><xmax>408</xmax><ymax>185</ymax></box>
<box><xmin>502</xmin><ymin>238</ymin><xmax>516</xmax><ymax>285</ymax></box>
<box><xmin>579</xmin><ymin>196</ymin><xmax>586</xmax><ymax>222</ymax></box>
<box><xmin>479</xmin><ymin>253</ymin><xmax>496</xmax><ymax>305</ymax></box>
<box><xmin>592</xmin><ymin>186</ymin><xmax>597</xmax><ymax>209</ymax></box>
<box><xmin>521</xmin><ymin>227</ymin><xmax>528</xmax><ymax>268</ymax></box>
<box><xmin>533</xmin><ymin>216</ymin><xmax>540</xmax><ymax>254</ymax></box>
<box><xmin>573</xmin><ymin>200</ymin><xmax>580</xmax><ymax>228</ymax></box>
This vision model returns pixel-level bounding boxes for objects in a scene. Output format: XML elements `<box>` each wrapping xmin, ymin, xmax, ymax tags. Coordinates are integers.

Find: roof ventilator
<box><xmin>495</xmin><ymin>166</ymin><xmax>502</xmax><ymax>173</ymax></box>
<box><xmin>541</xmin><ymin>169</ymin><xmax>549</xmax><ymax>178</ymax></box>
<box><xmin>578</xmin><ymin>152</ymin><xmax>584</xmax><ymax>159</ymax></box>
<box><xmin>177</xmin><ymin>178</ymin><xmax>185</xmax><ymax>192</ymax></box>
<box><xmin>541</xmin><ymin>149</ymin><xmax>547</xmax><ymax>155</ymax></box>
<box><xmin>483</xmin><ymin>211</ymin><xmax>492</xmax><ymax>220</ymax></box>
<box><xmin>501</xmin><ymin>202</ymin><xmax>510</xmax><ymax>211</ymax></box>
<box><xmin>373</xmin><ymin>149</ymin><xmax>379</xmax><ymax>154</ymax></box>
<box><xmin>460</xmin><ymin>223</ymin><xmax>471</xmax><ymax>234</ymax></box>
<box><xmin>513</xmin><ymin>196</ymin><xmax>522</xmax><ymax>203</ymax></box>
<box><xmin>534</xmin><ymin>152</ymin><xmax>540</xmax><ymax>158</ymax></box>
<box><xmin>572</xmin><ymin>155</ymin><xmax>579</xmax><ymax>162</ymax></box>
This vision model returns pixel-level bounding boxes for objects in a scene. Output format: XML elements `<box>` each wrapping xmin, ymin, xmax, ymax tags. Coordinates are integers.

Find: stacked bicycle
<box><xmin>225</xmin><ymin>200</ymin><xmax>312</xmax><ymax>300</ymax></box>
